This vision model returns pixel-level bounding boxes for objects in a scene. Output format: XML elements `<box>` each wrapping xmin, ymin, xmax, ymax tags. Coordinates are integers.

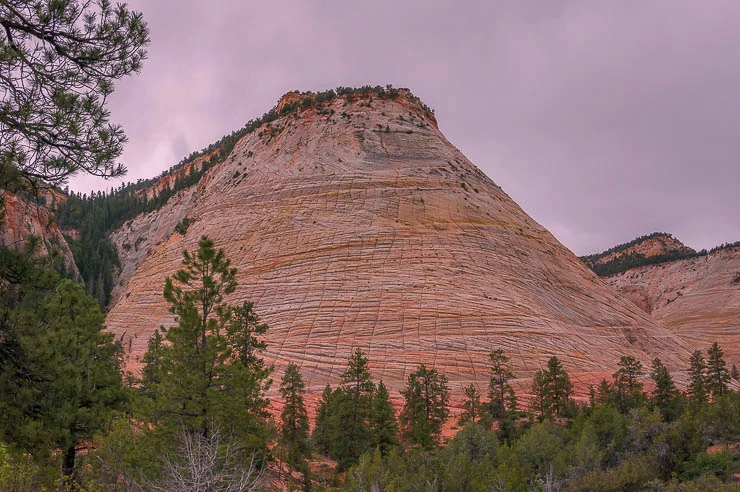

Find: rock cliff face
<box><xmin>105</xmin><ymin>90</ymin><xmax>691</xmax><ymax>399</ymax></box>
<box><xmin>1</xmin><ymin>189</ymin><xmax>79</xmax><ymax>278</ymax></box>
<box><xmin>607</xmin><ymin>246</ymin><xmax>740</xmax><ymax>367</ymax></box>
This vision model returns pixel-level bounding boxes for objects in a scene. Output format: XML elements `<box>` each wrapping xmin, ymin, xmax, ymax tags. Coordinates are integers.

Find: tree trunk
<box><xmin>61</xmin><ymin>444</ymin><xmax>76</xmax><ymax>480</ymax></box>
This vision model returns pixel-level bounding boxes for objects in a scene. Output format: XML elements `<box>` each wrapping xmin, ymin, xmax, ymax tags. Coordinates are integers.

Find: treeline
<box><xmin>55</xmin><ymin>85</ymin><xmax>427</xmax><ymax>307</ymax></box>
<box><xmin>580</xmin><ymin>232</ymin><xmax>740</xmax><ymax>277</ymax></box>
<box><xmin>0</xmin><ymin>236</ymin><xmax>273</xmax><ymax>490</ymax></box>
<box><xmin>585</xmin><ymin>250</ymin><xmax>700</xmax><ymax>277</ymax></box>
<box><xmin>55</xmin><ymin>151</ymin><xmax>227</xmax><ymax>307</ymax></box>
<box><xmin>2</xmin><ymin>235</ymin><xmax>740</xmax><ymax>491</ymax></box>
<box><xmin>304</xmin><ymin>344</ymin><xmax>740</xmax><ymax>491</ymax></box>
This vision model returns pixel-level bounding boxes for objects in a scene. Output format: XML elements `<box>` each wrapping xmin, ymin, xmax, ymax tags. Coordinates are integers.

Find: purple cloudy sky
<box><xmin>70</xmin><ymin>1</ymin><xmax>740</xmax><ymax>256</ymax></box>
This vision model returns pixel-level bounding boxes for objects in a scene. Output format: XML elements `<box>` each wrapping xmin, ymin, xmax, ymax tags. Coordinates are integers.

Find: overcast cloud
<box><xmin>69</xmin><ymin>0</ymin><xmax>740</xmax><ymax>256</ymax></box>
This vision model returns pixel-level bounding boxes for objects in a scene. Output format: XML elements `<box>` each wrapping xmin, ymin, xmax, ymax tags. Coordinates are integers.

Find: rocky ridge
<box><xmin>105</xmin><ymin>89</ymin><xmax>691</xmax><ymax>401</ymax></box>
<box><xmin>590</xmin><ymin>233</ymin><xmax>694</xmax><ymax>266</ymax></box>
<box><xmin>607</xmin><ymin>245</ymin><xmax>740</xmax><ymax>367</ymax></box>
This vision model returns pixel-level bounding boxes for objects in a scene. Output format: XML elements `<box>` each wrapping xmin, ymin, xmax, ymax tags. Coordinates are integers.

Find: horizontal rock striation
<box><xmin>106</xmin><ymin>90</ymin><xmax>691</xmax><ymax>402</ymax></box>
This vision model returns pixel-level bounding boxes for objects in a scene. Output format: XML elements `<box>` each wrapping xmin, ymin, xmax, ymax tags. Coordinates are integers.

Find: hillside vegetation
<box><xmin>581</xmin><ymin>232</ymin><xmax>740</xmax><ymax>277</ymax></box>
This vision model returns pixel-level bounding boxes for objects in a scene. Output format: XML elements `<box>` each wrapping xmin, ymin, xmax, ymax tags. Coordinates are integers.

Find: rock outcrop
<box><xmin>591</xmin><ymin>234</ymin><xmax>694</xmax><ymax>267</ymax></box>
<box><xmin>105</xmin><ymin>90</ymin><xmax>691</xmax><ymax>400</ymax></box>
<box><xmin>1</xmin><ymin>189</ymin><xmax>79</xmax><ymax>278</ymax></box>
<box><xmin>607</xmin><ymin>246</ymin><xmax>740</xmax><ymax>367</ymax></box>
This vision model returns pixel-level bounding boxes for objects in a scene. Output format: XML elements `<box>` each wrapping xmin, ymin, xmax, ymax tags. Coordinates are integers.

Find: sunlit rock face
<box><xmin>105</xmin><ymin>90</ymin><xmax>690</xmax><ymax>402</ymax></box>
<box><xmin>608</xmin><ymin>246</ymin><xmax>740</xmax><ymax>369</ymax></box>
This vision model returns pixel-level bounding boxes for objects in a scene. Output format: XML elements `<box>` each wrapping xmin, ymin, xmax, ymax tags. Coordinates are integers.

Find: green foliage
<box><xmin>400</xmin><ymin>364</ymin><xmax>450</xmax><ymax>449</ymax></box>
<box><xmin>612</xmin><ymin>356</ymin><xmax>646</xmax><ymax>413</ymax></box>
<box><xmin>530</xmin><ymin>356</ymin><xmax>574</xmax><ymax>421</ymax></box>
<box><xmin>650</xmin><ymin>358</ymin><xmax>681</xmax><ymax>420</ymax></box>
<box><xmin>696</xmin><ymin>391</ymin><xmax>740</xmax><ymax>445</ymax></box>
<box><xmin>335</xmin><ymin>348</ymin><xmax>376</xmax><ymax>468</ymax></box>
<box><xmin>0</xmin><ymin>270</ymin><xmax>126</xmax><ymax>478</ymax></box>
<box><xmin>567</xmin><ymin>455</ymin><xmax>659</xmax><ymax>492</ymax></box>
<box><xmin>514</xmin><ymin>422</ymin><xmax>567</xmax><ymax>478</ymax></box>
<box><xmin>459</xmin><ymin>383</ymin><xmax>483</xmax><ymax>425</ymax></box>
<box><xmin>312</xmin><ymin>384</ymin><xmax>335</xmax><ymax>456</ymax></box>
<box><xmin>0</xmin><ymin>0</ymin><xmax>149</xmax><ymax>187</ymax></box>
<box><xmin>138</xmin><ymin>236</ymin><xmax>271</xmax><ymax>455</ymax></box>
<box><xmin>688</xmin><ymin>350</ymin><xmax>709</xmax><ymax>404</ymax></box>
<box><xmin>0</xmin><ymin>441</ymin><xmax>47</xmax><ymax>492</ymax></box>
<box><xmin>487</xmin><ymin>348</ymin><xmax>516</xmax><ymax>419</ymax></box>
<box><xmin>369</xmin><ymin>380</ymin><xmax>399</xmax><ymax>456</ymax></box>
<box><xmin>705</xmin><ymin>342</ymin><xmax>730</xmax><ymax>399</ymax></box>
<box><xmin>682</xmin><ymin>451</ymin><xmax>734</xmax><ymax>481</ymax></box>
<box><xmin>174</xmin><ymin>216</ymin><xmax>193</xmax><ymax>235</ymax></box>
<box><xmin>310</xmin><ymin>349</ymin><xmax>378</xmax><ymax>470</ymax></box>
<box><xmin>338</xmin><ymin>384</ymin><xmax>740</xmax><ymax>492</ymax></box>
<box><xmin>280</xmin><ymin>362</ymin><xmax>310</xmax><ymax>468</ymax></box>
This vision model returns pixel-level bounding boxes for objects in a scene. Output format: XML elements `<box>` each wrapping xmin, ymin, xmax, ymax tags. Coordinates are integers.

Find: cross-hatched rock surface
<box><xmin>106</xmin><ymin>90</ymin><xmax>691</xmax><ymax>402</ymax></box>
<box><xmin>608</xmin><ymin>246</ymin><xmax>740</xmax><ymax>368</ymax></box>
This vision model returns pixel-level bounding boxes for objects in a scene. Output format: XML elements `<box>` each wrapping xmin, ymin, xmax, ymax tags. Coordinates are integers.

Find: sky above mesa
<box><xmin>69</xmin><ymin>1</ymin><xmax>740</xmax><ymax>256</ymax></box>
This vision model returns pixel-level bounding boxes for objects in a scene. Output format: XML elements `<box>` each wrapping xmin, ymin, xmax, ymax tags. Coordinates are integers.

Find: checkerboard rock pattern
<box><xmin>106</xmin><ymin>91</ymin><xmax>690</xmax><ymax>405</ymax></box>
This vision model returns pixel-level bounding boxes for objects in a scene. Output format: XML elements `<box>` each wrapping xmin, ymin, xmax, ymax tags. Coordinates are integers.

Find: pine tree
<box><xmin>612</xmin><ymin>356</ymin><xmax>645</xmax><ymax>412</ymax></box>
<box><xmin>460</xmin><ymin>383</ymin><xmax>483</xmax><ymax>425</ymax></box>
<box><xmin>545</xmin><ymin>356</ymin><xmax>573</xmax><ymax>418</ymax></box>
<box><xmin>400</xmin><ymin>364</ymin><xmax>450</xmax><ymax>449</ymax></box>
<box><xmin>529</xmin><ymin>356</ymin><xmax>573</xmax><ymax>420</ymax></box>
<box><xmin>732</xmin><ymin>364</ymin><xmax>739</xmax><ymax>381</ymax></box>
<box><xmin>0</xmin><ymin>0</ymin><xmax>149</xmax><ymax>187</ymax></box>
<box><xmin>596</xmin><ymin>378</ymin><xmax>612</xmax><ymax>405</ymax></box>
<box><xmin>312</xmin><ymin>384</ymin><xmax>334</xmax><ymax>456</ymax></box>
<box><xmin>139</xmin><ymin>236</ymin><xmax>271</xmax><ymax>454</ymax></box>
<box><xmin>488</xmin><ymin>348</ymin><xmax>516</xmax><ymax>419</ymax></box>
<box><xmin>530</xmin><ymin>369</ymin><xmax>549</xmax><ymax>421</ymax></box>
<box><xmin>280</xmin><ymin>363</ymin><xmax>310</xmax><ymax>469</ymax></box>
<box><xmin>139</xmin><ymin>328</ymin><xmax>165</xmax><ymax>403</ymax></box>
<box><xmin>688</xmin><ymin>350</ymin><xmax>708</xmax><ymax>403</ymax></box>
<box><xmin>336</xmin><ymin>347</ymin><xmax>375</xmax><ymax>466</ymax></box>
<box><xmin>369</xmin><ymin>380</ymin><xmax>399</xmax><ymax>456</ymax></box>
<box><xmin>649</xmin><ymin>357</ymin><xmax>679</xmax><ymax>419</ymax></box>
<box><xmin>706</xmin><ymin>342</ymin><xmax>730</xmax><ymax>399</ymax></box>
<box><xmin>310</xmin><ymin>349</ymin><xmax>376</xmax><ymax>469</ymax></box>
<box><xmin>0</xmin><ymin>278</ymin><xmax>125</xmax><ymax>478</ymax></box>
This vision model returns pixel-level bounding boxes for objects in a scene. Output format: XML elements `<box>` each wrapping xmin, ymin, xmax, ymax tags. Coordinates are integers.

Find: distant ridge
<box><xmin>581</xmin><ymin>232</ymin><xmax>740</xmax><ymax>277</ymax></box>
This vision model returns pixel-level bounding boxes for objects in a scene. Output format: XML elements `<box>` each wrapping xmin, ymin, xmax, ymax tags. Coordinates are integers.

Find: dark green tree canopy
<box><xmin>530</xmin><ymin>356</ymin><xmax>573</xmax><ymax>420</ymax></box>
<box><xmin>488</xmin><ymin>348</ymin><xmax>516</xmax><ymax>419</ymax></box>
<box><xmin>0</xmin><ymin>275</ymin><xmax>125</xmax><ymax>477</ymax></box>
<box><xmin>0</xmin><ymin>0</ymin><xmax>149</xmax><ymax>187</ymax></box>
<box><xmin>706</xmin><ymin>342</ymin><xmax>730</xmax><ymax>400</ymax></box>
<box><xmin>688</xmin><ymin>350</ymin><xmax>708</xmax><ymax>404</ymax></box>
<box><xmin>400</xmin><ymin>364</ymin><xmax>450</xmax><ymax>449</ymax></box>
<box><xmin>139</xmin><ymin>236</ymin><xmax>271</xmax><ymax>452</ymax></box>
<box><xmin>279</xmin><ymin>362</ymin><xmax>310</xmax><ymax>470</ymax></box>
<box><xmin>612</xmin><ymin>356</ymin><xmax>645</xmax><ymax>412</ymax></box>
<box><xmin>369</xmin><ymin>380</ymin><xmax>399</xmax><ymax>456</ymax></box>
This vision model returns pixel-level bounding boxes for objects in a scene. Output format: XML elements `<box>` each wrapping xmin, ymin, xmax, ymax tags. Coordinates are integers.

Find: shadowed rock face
<box><xmin>1</xmin><ymin>190</ymin><xmax>79</xmax><ymax>278</ymax></box>
<box><xmin>608</xmin><ymin>246</ymin><xmax>740</xmax><ymax>368</ymax></box>
<box><xmin>106</xmin><ymin>91</ymin><xmax>690</xmax><ymax>400</ymax></box>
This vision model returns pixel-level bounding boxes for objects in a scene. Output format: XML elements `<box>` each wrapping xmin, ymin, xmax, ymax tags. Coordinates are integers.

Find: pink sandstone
<box><xmin>105</xmin><ymin>90</ymin><xmax>692</xmax><ymax>405</ymax></box>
